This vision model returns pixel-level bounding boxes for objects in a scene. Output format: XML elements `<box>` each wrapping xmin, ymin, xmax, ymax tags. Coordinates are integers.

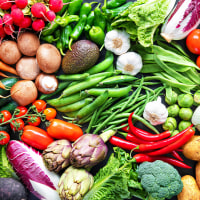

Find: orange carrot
<box><xmin>0</xmin><ymin>80</ymin><xmax>6</xmax><ymax>89</ymax></box>
<box><xmin>0</xmin><ymin>71</ymin><xmax>8</xmax><ymax>77</ymax></box>
<box><xmin>0</xmin><ymin>61</ymin><xmax>18</xmax><ymax>75</ymax></box>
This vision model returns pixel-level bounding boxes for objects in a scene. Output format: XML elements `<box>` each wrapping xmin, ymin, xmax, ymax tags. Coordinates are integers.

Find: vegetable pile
<box><xmin>0</xmin><ymin>0</ymin><xmax>200</xmax><ymax>200</ymax></box>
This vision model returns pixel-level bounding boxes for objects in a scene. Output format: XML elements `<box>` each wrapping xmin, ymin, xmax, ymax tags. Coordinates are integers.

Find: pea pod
<box><xmin>76</xmin><ymin>91</ymin><xmax>109</xmax><ymax>119</ymax></box>
<box><xmin>85</xmin><ymin>85</ymin><xmax>132</xmax><ymax>97</ymax></box>
<box><xmin>47</xmin><ymin>92</ymin><xmax>88</xmax><ymax>107</ymax></box>
<box><xmin>56</xmin><ymin>98</ymin><xmax>93</xmax><ymax>113</ymax></box>
<box><xmin>57</xmin><ymin>73</ymin><xmax>89</xmax><ymax>81</ymax></box>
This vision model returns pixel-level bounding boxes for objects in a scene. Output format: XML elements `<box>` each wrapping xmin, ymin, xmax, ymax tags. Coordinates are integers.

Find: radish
<box><xmin>4</xmin><ymin>24</ymin><xmax>15</xmax><ymax>38</ymax></box>
<box><xmin>0</xmin><ymin>0</ymin><xmax>12</xmax><ymax>10</ymax></box>
<box><xmin>32</xmin><ymin>18</ymin><xmax>45</xmax><ymax>32</ymax></box>
<box><xmin>11</xmin><ymin>4</ymin><xmax>18</xmax><ymax>11</ymax></box>
<box><xmin>0</xmin><ymin>27</ymin><xmax>6</xmax><ymax>43</ymax></box>
<box><xmin>15</xmin><ymin>0</ymin><xmax>28</xmax><ymax>9</ymax></box>
<box><xmin>49</xmin><ymin>0</ymin><xmax>63</xmax><ymax>13</ymax></box>
<box><xmin>11</xmin><ymin>8</ymin><xmax>24</xmax><ymax>25</ymax></box>
<box><xmin>0</xmin><ymin>17</ymin><xmax>3</xmax><ymax>29</ymax></box>
<box><xmin>45</xmin><ymin>10</ymin><xmax>56</xmax><ymax>22</ymax></box>
<box><xmin>31</xmin><ymin>3</ymin><xmax>46</xmax><ymax>18</ymax></box>
<box><xmin>3</xmin><ymin>14</ymin><xmax>13</xmax><ymax>26</ymax></box>
<box><xmin>18</xmin><ymin>16</ymin><xmax>32</xmax><ymax>28</ymax></box>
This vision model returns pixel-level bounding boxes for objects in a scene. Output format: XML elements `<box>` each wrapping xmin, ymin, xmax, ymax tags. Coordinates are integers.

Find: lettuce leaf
<box><xmin>83</xmin><ymin>147</ymin><xmax>147</xmax><ymax>200</ymax></box>
<box><xmin>111</xmin><ymin>0</ymin><xmax>175</xmax><ymax>47</ymax></box>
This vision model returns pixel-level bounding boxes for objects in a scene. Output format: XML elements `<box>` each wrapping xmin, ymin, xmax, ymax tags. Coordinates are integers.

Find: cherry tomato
<box><xmin>10</xmin><ymin>118</ymin><xmax>24</xmax><ymax>131</ymax></box>
<box><xmin>0</xmin><ymin>110</ymin><xmax>12</xmax><ymax>123</ymax></box>
<box><xmin>196</xmin><ymin>55</ymin><xmax>200</xmax><ymax>68</ymax></box>
<box><xmin>15</xmin><ymin>106</ymin><xmax>28</xmax><ymax>117</ymax></box>
<box><xmin>46</xmin><ymin>119</ymin><xmax>83</xmax><ymax>142</ymax></box>
<box><xmin>32</xmin><ymin>100</ymin><xmax>47</xmax><ymax>112</ymax></box>
<box><xmin>21</xmin><ymin>125</ymin><xmax>54</xmax><ymax>150</ymax></box>
<box><xmin>186</xmin><ymin>29</ymin><xmax>200</xmax><ymax>54</ymax></box>
<box><xmin>43</xmin><ymin>108</ymin><xmax>57</xmax><ymax>120</ymax></box>
<box><xmin>27</xmin><ymin>115</ymin><xmax>41</xmax><ymax>126</ymax></box>
<box><xmin>0</xmin><ymin>131</ymin><xmax>10</xmax><ymax>145</ymax></box>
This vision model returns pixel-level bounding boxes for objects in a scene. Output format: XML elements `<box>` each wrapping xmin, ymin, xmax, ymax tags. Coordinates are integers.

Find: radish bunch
<box><xmin>0</xmin><ymin>0</ymin><xmax>63</xmax><ymax>40</ymax></box>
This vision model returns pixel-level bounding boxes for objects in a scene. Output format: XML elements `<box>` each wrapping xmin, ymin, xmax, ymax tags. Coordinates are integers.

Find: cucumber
<box><xmin>0</xmin><ymin>96</ymin><xmax>12</xmax><ymax>107</ymax></box>
<box><xmin>0</xmin><ymin>77</ymin><xmax>19</xmax><ymax>96</ymax></box>
<box><xmin>0</xmin><ymin>101</ymin><xmax>18</xmax><ymax>113</ymax></box>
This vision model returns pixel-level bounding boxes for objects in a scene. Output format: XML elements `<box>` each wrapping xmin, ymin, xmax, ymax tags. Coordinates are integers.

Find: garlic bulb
<box><xmin>191</xmin><ymin>106</ymin><xmax>200</xmax><ymax>131</ymax></box>
<box><xmin>104</xmin><ymin>29</ymin><xmax>130</xmax><ymax>55</ymax></box>
<box><xmin>116</xmin><ymin>52</ymin><xmax>143</xmax><ymax>76</ymax></box>
<box><xmin>143</xmin><ymin>97</ymin><xmax>168</xmax><ymax>126</ymax></box>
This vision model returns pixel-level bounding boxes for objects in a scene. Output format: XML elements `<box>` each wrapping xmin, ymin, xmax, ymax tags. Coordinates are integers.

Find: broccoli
<box><xmin>137</xmin><ymin>160</ymin><xmax>183</xmax><ymax>200</ymax></box>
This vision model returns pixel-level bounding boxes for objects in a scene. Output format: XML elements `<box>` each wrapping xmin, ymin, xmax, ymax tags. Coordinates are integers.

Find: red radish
<box><xmin>0</xmin><ymin>0</ymin><xmax>12</xmax><ymax>10</ymax></box>
<box><xmin>11</xmin><ymin>8</ymin><xmax>24</xmax><ymax>25</ymax></box>
<box><xmin>15</xmin><ymin>0</ymin><xmax>28</xmax><ymax>9</ymax></box>
<box><xmin>32</xmin><ymin>19</ymin><xmax>45</xmax><ymax>31</ymax></box>
<box><xmin>3</xmin><ymin>14</ymin><xmax>13</xmax><ymax>26</ymax></box>
<box><xmin>49</xmin><ymin>0</ymin><xmax>63</xmax><ymax>13</ymax></box>
<box><xmin>4</xmin><ymin>24</ymin><xmax>15</xmax><ymax>38</ymax></box>
<box><xmin>11</xmin><ymin>4</ymin><xmax>18</xmax><ymax>11</ymax></box>
<box><xmin>0</xmin><ymin>18</ymin><xmax>3</xmax><ymax>29</ymax></box>
<box><xmin>0</xmin><ymin>27</ymin><xmax>6</xmax><ymax>43</ymax></box>
<box><xmin>31</xmin><ymin>3</ymin><xmax>46</xmax><ymax>18</ymax></box>
<box><xmin>18</xmin><ymin>16</ymin><xmax>32</xmax><ymax>28</ymax></box>
<box><xmin>45</xmin><ymin>10</ymin><xmax>56</xmax><ymax>22</ymax></box>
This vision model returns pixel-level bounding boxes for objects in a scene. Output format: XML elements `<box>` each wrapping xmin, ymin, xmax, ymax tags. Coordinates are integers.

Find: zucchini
<box><xmin>0</xmin><ymin>78</ymin><xmax>18</xmax><ymax>96</ymax></box>
<box><xmin>0</xmin><ymin>96</ymin><xmax>12</xmax><ymax>107</ymax></box>
<box><xmin>0</xmin><ymin>101</ymin><xmax>18</xmax><ymax>113</ymax></box>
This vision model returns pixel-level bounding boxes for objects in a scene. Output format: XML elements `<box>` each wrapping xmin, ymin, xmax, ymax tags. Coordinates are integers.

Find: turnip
<box><xmin>0</xmin><ymin>0</ymin><xmax>12</xmax><ymax>10</ymax></box>
<box><xmin>11</xmin><ymin>8</ymin><xmax>24</xmax><ymax>25</ymax></box>
<box><xmin>15</xmin><ymin>0</ymin><xmax>28</xmax><ymax>9</ymax></box>
<box><xmin>31</xmin><ymin>2</ymin><xmax>46</xmax><ymax>18</ymax></box>
<box><xmin>32</xmin><ymin>18</ymin><xmax>45</xmax><ymax>32</ymax></box>
<box><xmin>49</xmin><ymin>0</ymin><xmax>63</xmax><ymax>13</ymax></box>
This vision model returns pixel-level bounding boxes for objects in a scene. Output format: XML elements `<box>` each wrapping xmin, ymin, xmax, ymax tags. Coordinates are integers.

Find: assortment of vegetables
<box><xmin>0</xmin><ymin>0</ymin><xmax>200</xmax><ymax>200</ymax></box>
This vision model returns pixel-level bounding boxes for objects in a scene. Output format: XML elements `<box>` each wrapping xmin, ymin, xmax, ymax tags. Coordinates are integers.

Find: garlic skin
<box><xmin>104</xmin><ymin>29</ymin><xmax>130</xmax><ymax>55</ymax></box>
<box><xmin>191</xmin><ymin>106</ymin><xmax>200</xmax><ymax>131</ymax></box>
<box><xmin>143</xmin><ymin>97</ymin><xmax>168</xmax><ymax>126</ymax></box>
<box><xmin>116</xmin><ymin>52</ymin><xmax>143</xmax><ymax>76</ymax></box>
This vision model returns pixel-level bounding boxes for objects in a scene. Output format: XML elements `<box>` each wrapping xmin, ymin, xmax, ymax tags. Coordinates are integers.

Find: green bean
<box><xmin>60</xmin><ymin>75</ymin><xmax>107</xmax><ymax>98</ymax></box>
<box><xmin>47</xmin><ymin>92</ymin><xmax>88</xmax><ymax>107</ymax></box>
<box><xmin>78</xmin><ymin>114</ymin><xmax>92</xmax><ymax>124</ymax></box>
<box><xmin>85</xmin><ymin>85</ymin><xmax>131</xmax><ymax>97</ymax></box>
<box><xmin>76</xmin><ymin>91</ymin><xmax>109</xmax><ymax>119</ymax></box>
<box><xmin>131</xmin><ymin>85</ymin><xmax>155</xmax><ymax>93</ymax></box>
<box><xmin>57</xmin><ymin>73</ymin><xmax>89</xmax><ymax>81</ymax></box>
<box><xmin>107</xmin><ymin>117</ymin><xmax>127</xmax><ymax>125</ymax></box>
<box><xmin>56</xmin><ymin>98</ymin><xmax>93</xmax><ymax>113</ymax></box>
<box><xmin>86</xmin><ymin>109</ymin><xmax>98</xmax><ymax>133</ymax></box>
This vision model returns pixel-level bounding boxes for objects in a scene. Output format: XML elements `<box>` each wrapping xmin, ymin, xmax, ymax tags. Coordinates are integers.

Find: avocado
<box><xmin>62</xmin><ymin>40</ymin><xmax>100</xmax><ymax>74</ymax></box>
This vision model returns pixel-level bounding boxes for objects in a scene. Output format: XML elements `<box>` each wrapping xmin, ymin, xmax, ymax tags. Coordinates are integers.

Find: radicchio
<box><xmin>161</xmin><ymin>0</ymin><xmax>200</xmax><ymax>42</ymax></box>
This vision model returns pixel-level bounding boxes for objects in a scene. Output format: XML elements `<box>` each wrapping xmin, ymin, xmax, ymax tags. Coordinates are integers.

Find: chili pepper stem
<box><xmin>69</xmin><ymin>38</ymin><xmax>73</xmax><ymax>50</ymax></box>
<box><xmin>100</xmin><ymin>129</ymin><xmax>116</xmax><ymax>142</ymax></box>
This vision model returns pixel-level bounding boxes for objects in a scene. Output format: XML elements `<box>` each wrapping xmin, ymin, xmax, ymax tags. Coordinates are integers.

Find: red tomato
<box><xmin>0</xmin><ymin>131</ymin><xmax>10</xmax><ymax>145</ymax></box>
<box><xmin>27</xmin><ymin>115</ymin><xmax>41</xmax><ymax>126</ymax></box>
<box><xmin>15</xmin><ymin>106</ymin><xmax>28</xmax><ymax>117</ymax></box>
<box><xmin>43</xmin><ymin>108</ymin><xmax>57</xmax><ymax>120</ymax></box>
<box><xmin>21</xmin><ymin>125</ymin><xmax>54</xmax><ymax>150</ymax></box>
<box><xmin>10</xmin><ymin>118</ymin><xmax>25</xmax><ymax>131</ymax></box>
<box><xmin>32</xmin><ymin>100</ymin><xmax>47</xmax><ymax>112</ymax></box>
<box><xmin>186</xmin><ymin>29</ymin><xmax>200</xmax><ymax>54</ymax></box>
<box><xmin>196</xmin><ymin>55</ymin><xmax>200</xmax><ymax>68</ymax></box>
<box><xmin>0</xmin><ymin>110</ymin><xmax>12</xmax><ymax>123</ymax></box>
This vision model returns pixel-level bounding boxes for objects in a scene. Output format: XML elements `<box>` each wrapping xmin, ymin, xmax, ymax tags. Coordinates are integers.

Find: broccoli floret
<box><xmin>137</xmin><ymin>160</ymin><xmax>183</xmax><ymax>200</ymax></box>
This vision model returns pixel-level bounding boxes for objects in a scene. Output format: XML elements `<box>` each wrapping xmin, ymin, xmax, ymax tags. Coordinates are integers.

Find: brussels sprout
<box><xmin>165</xmin><ymin>90</ymin><xmax>178</xmax><ymax>105</ymax></box>
<box><xmin>194</xmin><ymin>90</ymin><xmax>200</xmax><ymax>105</ymax></box>
<box><xmin>167</xmin><ymin>104</ymin><xmax>180</xmax><ymax>117</ymax></box>
<box><xmin>178</xmin><ymin>108</ymin><xmax>193</xmax><ymax>121</ymax></box>
<box><xmin>177</xmin><ymin>94</ymin><xmax>193</xmax><ymax>108</ymax></box>
<box><xmin>162</xmin><ymin>117</ymin><xmax>177</xmax><ymax>131</ymax></box>
<box><xmin>171</xmin><ymin>130</ymin><xmax>179</xmax><ymax>137</ymax></box>
<box><xmin>178</xmin><ymin>121</ymin><xmax>192</xmax><ymax>132</ymax></box>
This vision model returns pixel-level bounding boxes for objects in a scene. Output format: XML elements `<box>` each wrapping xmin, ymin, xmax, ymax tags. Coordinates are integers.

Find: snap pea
<box><xmin>76</xmin><ymin>90</ymin><xmax>109</xmax><ymax>119</ymax></box>
<box><xmin>47</xmin><ymin>92</ymin><xmax>88</xmax><ymax>107</ymax></box>
<box><xmin>57</xmin><ymin>73</ymin><xmax>89</xmax><ymax>81</ymax></box>
<box><xmin>63</xmin><ymin>110</ymin><xmax>79</xmax><ymax>118</ymax></box>
<box><xmin>85</xmin><ymin>85</ymin><xmax>131</xmax><ymax>97</ymax></box>
<box><xmin>56</xmin><ymin>98</ymin><xmax>93</xmax><ymax>113</ymax></box>
<box><xmin>68</xmin><ymin>0</ymin><xmax>83</xmax><ymax>15</ymax></box>
<box><xmin>60</xmin><ymin>75</ymin><xmax>107</xmax><ymax>98</ymax></box>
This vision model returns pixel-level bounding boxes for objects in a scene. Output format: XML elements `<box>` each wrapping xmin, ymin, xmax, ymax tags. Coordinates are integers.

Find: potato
<box><xmin>16</xmin><ymin>57</ymin><xmax>40</xmax><ymax>80</ymax></box>
<box><xmin>36</xmin><ymin>43</ymin><xmax>61</xmax><ymax>73</ymax></box>
<box><xmin>0</xmin><ymin>40</ymin><xmax>21</xmax><ymax>65</ymax></box>
<box><xmin>177</xmin><ymin>175</ymin><xmax>200</xmax><ymax>200</ymax></box>
<box><xmin>182</xmin><ymin>136</ymin><xmax>200</xmax><ymax>161</ymax></box>
<box><xmin>11</xmin><ymin>80</ymin><xmax>38</xmax><ymax>106</ymax></box>
<box><xmin>195</xmin><ymin>161</ymin><xmax>200</xmax><ymax>189</ymax></box>
<box><xmin>17</xmin><ymin>32</ymin><xmax>40</xmax><ymax>56</ymax></box>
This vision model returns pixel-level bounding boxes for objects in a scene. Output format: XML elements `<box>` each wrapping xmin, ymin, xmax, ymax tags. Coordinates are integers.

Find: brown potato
<box><xmin>195</xmin><ymin>161</ymin><xmax>200</xmax><ymax>189</ymax></box>
<box><xmin>182</xmin><ymin>136</ymin><xmax>200</xmax><ymax>161</ymax></box>
<box><xmin>177</xmin><ymin>175</ymin><xmax>200</xmax><ymax>200</ymax></box>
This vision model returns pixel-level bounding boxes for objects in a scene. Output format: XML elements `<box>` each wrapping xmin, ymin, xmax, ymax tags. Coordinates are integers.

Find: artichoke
<box><xmin>58</xmin><ymin>166</ymin><xmax>94</xmax><ymax>200</ymax></box>
<box><xmin>42</xmin><ymin>139</ymin><xmax>72</xmax><ymax>173</ymax></box>
<box><xmin>70</xmin><ymin>130</ymin><xmax>116</xmax><ymax>168</ymax></box>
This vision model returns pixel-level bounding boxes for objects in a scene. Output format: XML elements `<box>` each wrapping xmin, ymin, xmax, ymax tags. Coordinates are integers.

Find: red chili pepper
<box><xmin>147</xmin><ymin>127</ymin><xmax>195</xmax><ymax>157</ymax></box>
<box><xmin>120</xmin><ymin>124</ymin><xmax>129</xmax><ymax>132</ymax></box>
<box><xmin>136</xmin><ymin>125</ymin><xmax>193</xmax><ymax>151</ymax></box>
<box><xmin>133</xmin><ymin>153</ymin><xmax>191</xmax><ymax>169</ymax></box>
<box><xmin>128</xmin><ymin>112</ymin><xmax>171</xmax><ymax>141</ymax></box>
<box><xmin>109</xmin><ymin>136</ymin><xmax>139</xmax><ymax>151</ymax></box>
<box><xmin>171</xmin><ymin>150</ymin><xmax>183</xmax><ymax>161</ymax></box>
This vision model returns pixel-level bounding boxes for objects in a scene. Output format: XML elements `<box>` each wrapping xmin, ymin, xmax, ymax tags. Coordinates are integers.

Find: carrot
<box><xmin>0</xmin><ymin>71</ymin><xmax>8</xmax><ymax>77</ymax></box>
<box><xmin>0</xmin><ymin>80</ymin><xmax>6</xmax><ymax>89</ymax></box>
<box><xmin>0</xmin><ymin>61</ymin><xmax>18</xmax><ymax>75</ymax></box>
